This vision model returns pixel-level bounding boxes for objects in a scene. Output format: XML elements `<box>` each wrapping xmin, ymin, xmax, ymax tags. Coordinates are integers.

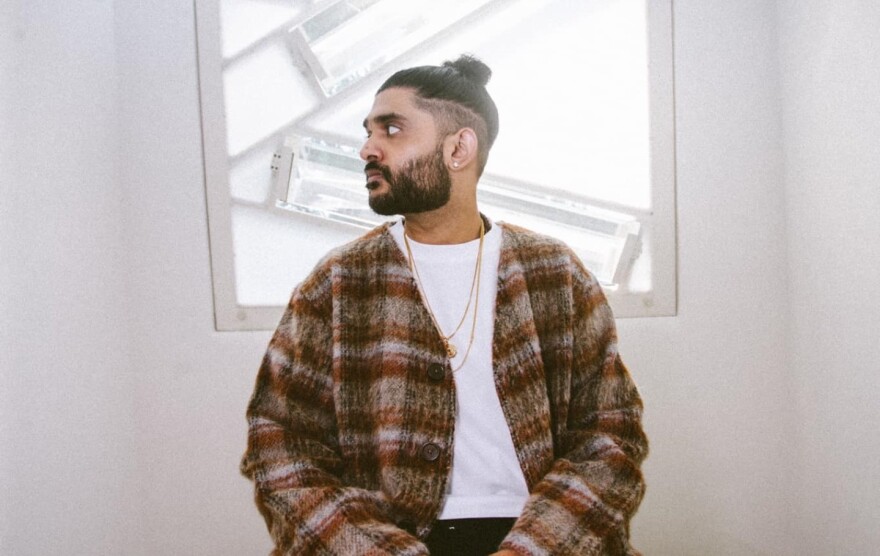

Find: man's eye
<box><xmin>387</xmin><ymin>125</ymin><xmax>401</xmax><ymax>135</ymax></box>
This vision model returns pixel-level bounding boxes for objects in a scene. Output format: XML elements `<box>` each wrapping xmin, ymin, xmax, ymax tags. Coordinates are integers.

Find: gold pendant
<box><xmin>444</xmin><ymin>341</ymin><xmax>457</xmax><ymax>358</ymax></box>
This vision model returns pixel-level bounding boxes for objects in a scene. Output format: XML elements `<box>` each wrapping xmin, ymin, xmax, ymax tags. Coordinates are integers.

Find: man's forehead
<box><xmin>363</xmin><ymin>87</ymin><xmax>424</xmax><ymax>126</ymax></box>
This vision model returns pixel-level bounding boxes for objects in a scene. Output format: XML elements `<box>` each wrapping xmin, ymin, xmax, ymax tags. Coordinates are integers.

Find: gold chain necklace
<box><xmin>403</xmin><ymin>218</ymin><xmax>484</xmax><ymax>371</ymax></box>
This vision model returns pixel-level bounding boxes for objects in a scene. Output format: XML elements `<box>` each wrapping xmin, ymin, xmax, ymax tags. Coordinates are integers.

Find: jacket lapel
<box><xmin>492</xmin><ymin>225</ymin><xmax>555</xmax><ymax>487</ymax></box>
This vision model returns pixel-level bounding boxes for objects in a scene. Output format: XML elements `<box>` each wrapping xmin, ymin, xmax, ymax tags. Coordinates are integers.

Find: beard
<box><xmin>366</xmin><ymin>145</ymin><xmax>452</xmax><ymax>216</ymax></box>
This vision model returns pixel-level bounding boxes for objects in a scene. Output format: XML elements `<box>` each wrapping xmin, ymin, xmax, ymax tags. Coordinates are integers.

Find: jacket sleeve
<box><xmin>240</xmin><ymin>282</ymin><xmax>428</xmax><ymax>556</ymax></box>
<box><xmin>499</xmin><ymin>258</ymin><xmax>648</xmax><ymax>556</ymax></box>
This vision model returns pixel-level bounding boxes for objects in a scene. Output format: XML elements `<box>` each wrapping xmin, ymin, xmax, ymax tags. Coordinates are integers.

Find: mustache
<box><xmin>364</xmin><ymin>161</ymin><xmax>393</xmax><ymax>183</ymax></box>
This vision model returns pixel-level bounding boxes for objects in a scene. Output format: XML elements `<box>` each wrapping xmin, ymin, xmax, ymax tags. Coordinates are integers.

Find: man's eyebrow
<box><xmin>363</xmin><ymin>112</ymin><xmax>408</xmax><ymax>129</ymax></box>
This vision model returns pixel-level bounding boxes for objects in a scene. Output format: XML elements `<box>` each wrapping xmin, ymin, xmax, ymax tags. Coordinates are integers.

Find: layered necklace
<box><xmin>403</xmin><ymin>218</ymin><xmax>485</xmax><ymax>371</ymax></box>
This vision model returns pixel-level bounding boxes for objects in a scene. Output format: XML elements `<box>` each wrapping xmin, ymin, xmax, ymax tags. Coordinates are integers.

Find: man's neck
<box><xmin>402</xmin><ymin>204</ymin><xmax>483</xmax><ymax>245</ymax></box>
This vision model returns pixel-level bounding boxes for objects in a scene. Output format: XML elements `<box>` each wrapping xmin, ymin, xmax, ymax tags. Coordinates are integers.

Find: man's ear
<box><xmin>445</xmin><ymin>128</ymin><xmax>479</xmax><ymax>171</ymax></box>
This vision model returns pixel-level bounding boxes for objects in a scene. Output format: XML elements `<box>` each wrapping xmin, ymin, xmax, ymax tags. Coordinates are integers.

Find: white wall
<box><xmin>0</xmin><ymin>6</ymin><xmax>16</xmax><ymax>555</ymax></box>
<box><xmin>2</xmin><ymin>1</ymin><xmax>878</xmax><ymax>555</ymax></box>
<box><xmin>629</xmin><ymin>1</ymin><xmax>797</xmax><ymax>553</ymax></box>
<box><xmin>0</xmin><ymin>2</ymin><xmax>141</xmax><ymax>554</ymax></box>
<box><xmin>779</xmin><ymin>1</ymin><xmax>880</xmax><ymax>553</ymax></box>
<box><xmin>113</xmin><ymin>2</ymin><xmax>271</xmax><ymax>553</ymax></box>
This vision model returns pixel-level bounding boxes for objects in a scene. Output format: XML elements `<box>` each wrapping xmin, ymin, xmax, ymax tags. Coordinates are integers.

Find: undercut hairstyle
<box><xmin>378</xmin><ymin>54</ymin><xmax>499</xmax><ymax>173</ymax></box>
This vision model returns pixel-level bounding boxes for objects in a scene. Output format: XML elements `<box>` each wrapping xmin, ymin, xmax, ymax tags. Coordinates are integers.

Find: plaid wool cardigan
<box><xmin>241</xmin><ymin>222</ymin><xmax>648</xmax><ymax>555</ymax></box>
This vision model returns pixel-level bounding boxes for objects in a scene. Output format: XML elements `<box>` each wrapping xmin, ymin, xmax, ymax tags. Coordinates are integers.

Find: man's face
<box><xmin>360</xmin><ymin>87</ymin><xmax>451</xmax><ymax>216</ymax></box>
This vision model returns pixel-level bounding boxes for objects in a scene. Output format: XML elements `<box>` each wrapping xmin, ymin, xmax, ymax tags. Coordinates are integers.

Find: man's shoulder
<box><xmin>499</xmin><ymin>222</ymin><xmax>599</xmax><ymax>285</ymax></box>
<box><xmin>321</xmin><ymin>222</ymin><xmax>395</xmax><ymax>265</ymax></box>
<box><xmin>290</xmin><ymin>223</ymin><xmax>395</xmax><ymax>308</ymax></box>
<box><xmin>500</xmin><ymin>222</ymin><xmax>575</xmax><ymax>260</ymax></box>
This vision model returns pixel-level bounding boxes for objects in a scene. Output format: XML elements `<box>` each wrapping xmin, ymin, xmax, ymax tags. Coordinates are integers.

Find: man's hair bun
<box><xmin>443</xmin><ymin>54</ymin><xmax>492</xmax><ymax>88</ymax></box>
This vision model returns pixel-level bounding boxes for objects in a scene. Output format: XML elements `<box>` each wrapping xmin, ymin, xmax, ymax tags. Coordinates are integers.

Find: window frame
<box><xmin>194</xmin><ymin>0</ymin><xmax>677</xmax><ymax>331</ymax></box>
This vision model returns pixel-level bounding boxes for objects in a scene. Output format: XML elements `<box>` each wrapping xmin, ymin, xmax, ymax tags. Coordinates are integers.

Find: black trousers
<box><xmin>423</xmin><ymin>518</ymin><xmax>517</xmax><ymax>556</ymax></box>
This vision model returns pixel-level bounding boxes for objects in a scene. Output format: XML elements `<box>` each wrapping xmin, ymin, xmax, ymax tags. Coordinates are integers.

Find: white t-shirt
<box><xmin>389</xmin><ymin>218</ymin><xmax>530</xmax><ymax>519</ymax></box>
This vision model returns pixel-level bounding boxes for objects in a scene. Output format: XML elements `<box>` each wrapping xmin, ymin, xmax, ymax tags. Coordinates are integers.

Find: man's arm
<box><xmin>240</xmin><ymin>284</ymin><xmax>428</xmax><ymax>555</ymax></box>
<box><xmin>499</xmin><ymin>258</ymin><xmax>648</xmax><ymax>556</ymax></box>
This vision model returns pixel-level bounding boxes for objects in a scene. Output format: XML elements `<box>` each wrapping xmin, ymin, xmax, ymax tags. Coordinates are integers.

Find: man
<box><xmin>241</xmin><ymin>55</ymin><xmax>648</xmax><ymax>555</ymax></box>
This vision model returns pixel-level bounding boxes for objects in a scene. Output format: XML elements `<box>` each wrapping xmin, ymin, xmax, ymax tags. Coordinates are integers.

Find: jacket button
<box><xmin>420</xmin><ymin>442</ymin><xmax>441</xmax><ymax>462</ymax></box>
<box><xmin>427</xmin><ymin>363</ymin><xmax>445</xmax><ymax>381</ymax></box>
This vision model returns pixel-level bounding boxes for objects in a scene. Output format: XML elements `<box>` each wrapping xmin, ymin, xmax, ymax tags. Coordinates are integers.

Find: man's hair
<box><xmin>378</xmin><ymin>54</ymin><xmax>499</xmax><ymax>173</ymax></box>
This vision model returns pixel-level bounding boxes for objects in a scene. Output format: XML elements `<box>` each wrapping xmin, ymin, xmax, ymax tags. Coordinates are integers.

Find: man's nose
<box><xmin>360</xmin><ymin>136</ymin><xmax>380</xmax><ymax>161</ymax></box>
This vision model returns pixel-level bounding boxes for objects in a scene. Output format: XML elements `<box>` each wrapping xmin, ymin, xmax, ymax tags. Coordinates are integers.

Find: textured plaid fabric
<box><xmin>241</xmin><ymin>222</ymin><xmax>648</xmax><ymax>555</ymax></box>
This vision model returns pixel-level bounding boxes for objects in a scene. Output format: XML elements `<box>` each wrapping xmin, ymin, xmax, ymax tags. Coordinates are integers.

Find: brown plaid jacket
<box><xmin>241</xmin><ymin>222</ymin><xmax>647</xmax><ymax>555</ymax></box>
